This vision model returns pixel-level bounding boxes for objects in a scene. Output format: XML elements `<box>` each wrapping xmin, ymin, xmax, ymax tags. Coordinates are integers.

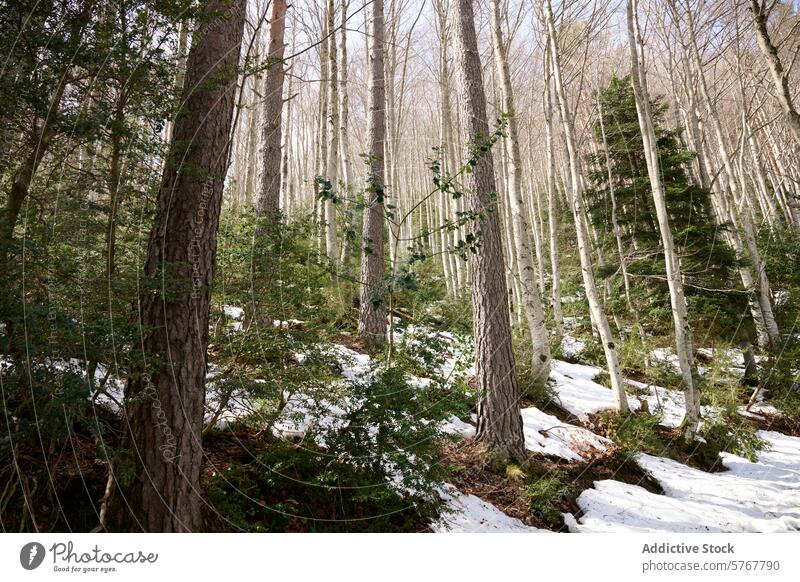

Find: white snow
<box><xmin>522</xmin><ymin>406</ymin><xmax>610</xmax><ymax>462</ymax></box>
<box><xmin>433</xmin><ymin>485</ymin><xmax>546</xmax><ymax>533</ymax></box>
<box><xmin>623</xmin><ymin>378</ymin><xmax>707</xmax><ymax>429</ymax></box>
<box><xmin>223</xmin><ymin>305</ymin><xmax>244</xmax><ymax>331</ymax></box>
<box><xmin>550</xmin><ymin>360</ymin><xmax>620</xmax><ymax>418</ymax></box>
<box><xmin>441</xmin><ymin>415</ymin><xmax>477</xmax><ymax>439</ymax></box>
<box><xmin>560</xmin><ymin>335</ymin><xmax>586</xmax><ymax>358</ymax></box>
<box><xmin>567</xmin><ymin>430</ymin><xmax>800</xmax><ymax>533</ymax></box>
<box><xmin>550</xmin><ymin>359</ymin><xmax>715</xmax><ymax>429</ymax></box>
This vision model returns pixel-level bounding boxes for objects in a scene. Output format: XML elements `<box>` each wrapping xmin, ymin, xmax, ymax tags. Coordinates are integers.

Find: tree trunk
<box><xmin>543</xmin><ymin>50</ymin><xmax>564</xmax><ymax>342</ymax></box>
<box><xmin>453</xmin><ymin>0</ymin><xmax>524</xmax><ymax>464</ymax></box>
<box><xmin>122</xmin><ymin>0</ymin><xmax>245</xmax><ymax>532</ymax></box>
<box><xmin>678</xmin><ymin>0</ymin><xmax>781</xmax><ymax>351</ymax></box>
<box><xmin>358</xmin><ymin>0</ymin><xmax>387</xmax><ymax>344</ymax></box>
<box><xmin>324</xmin><ymin>0</ymin><xmax>339</xmax><ymax>263</ymax></box>
<box><xmin>255</xmin><ymin>0</ymin><xmax>288</xmax><ymax>225</ymax></box>
<box><xmin>628</xmin><ymin>0</ymin><xmax>700</xmax><ymax>439</ymax></box>
<box><xmin>748</xmin><ymin>0</ymin><xmax>800</xmax><ymax>146</ymax></box>
<box><xmin>489</xmin><ymin>0</ymin><xmax>551</xmax><ymax>388</ymax></box>
<box><xmin>545</xmin><ymin>0</ymin><xmax>628</xmax><ymax>412</ymax></box>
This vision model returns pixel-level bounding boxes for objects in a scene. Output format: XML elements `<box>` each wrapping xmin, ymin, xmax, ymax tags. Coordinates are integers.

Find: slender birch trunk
<box><xmin>544</xmin><ymin>49</ymin><xmax>564</xmax><ymax>342</ymax></box>
<box><xmin>628</xmin><ymin>0</ymin><xmax>700</xmax><ymax>438</ymax></box>
<box><xmin>678</xmin><ymin>1</ymin><xmax>781</xmax><ymax>351</ymax></box>
<box><xmin>544</xmin><ymin>0</ymin><xmax>628</xmax><ymax>412</ymax></box>
<box><xmin>324</xmin><ymin>0</ymin><xmax>339</xmax><ymax>263</ymax></box>
<box><xmin>489</xmin><ymin>0</ymin><xmax>550</xmax><ymax>387</ymax></box>
<box><xmin>748</xmin><ymin>0</ymin><xmax>800</xmax><ymax>146</ymax></box>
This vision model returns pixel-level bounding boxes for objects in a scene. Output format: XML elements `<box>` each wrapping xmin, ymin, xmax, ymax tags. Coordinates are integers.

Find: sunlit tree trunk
<box><xmin>544</xmin><ymin>0</ymin><xmax>628</xmax><ymax>412</ymax></box>
<box><xmin>123</xmin><ymin>0</ymin><xmax>245</xmax><ymax>531</ymax></box>
<box><xmin>453</xmin><ymin>0</ymin><xmax>524</xmax><ymax>463</ymax></box>
<box><xmin>324</xmin><ymin>0</ymin><xmax>339</xmax><ymax>262</ymax></box>
<box><xmin>628</xmin><ymin>0</ymin><xmax>700</xmax><ymax>438</ymax></box>
<box><xmin>489</xmin><ymin>0</ymin><xmax>550</xmax><ymax>387</ymax></box>
<box><xmin>543</xmin><ymin>49</ymin><xmax>564</xmax><ymax>342</ymax></box>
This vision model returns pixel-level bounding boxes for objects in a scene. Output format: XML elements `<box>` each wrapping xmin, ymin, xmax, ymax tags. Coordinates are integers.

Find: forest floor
<box><xmin>321</xmin><ymin>330</ymin><xmax>798</xmax><ymax>533</ymax></box>
<box><xmin>74</xmin><ymin>309</ymin><xmax>800</xmax><ymax>533</ymax></box>
<box><xmin>432</xmin><ymin>339</ymin><xmax>800</xmax><ymax>533</ymax></box>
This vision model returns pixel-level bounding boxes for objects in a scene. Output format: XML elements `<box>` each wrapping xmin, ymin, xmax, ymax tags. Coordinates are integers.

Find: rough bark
<box><xmin>255</xmin><ymin>0</ymin><xmax>288</xmax><ymax>225</ymax></box>
<box><xmin>358</xmin><ymin>0</ymin><xmax>387</xmax><ymax>344</ymax></box>
<box><xmin>122</xmin><ymin>0</ymin><xmax>245</xmax><ymax>532</ymax></box>
<box><xmin>452</xmin><ymin>0</ymin><xmax>524</xmax><ymax>464</ymax></box>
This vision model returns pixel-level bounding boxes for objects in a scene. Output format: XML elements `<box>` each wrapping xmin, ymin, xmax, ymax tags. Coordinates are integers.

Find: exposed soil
<box><xmin>437</xmin><ymin>437</ymin><xmax>663</xmax><ymax>532</ymax></box>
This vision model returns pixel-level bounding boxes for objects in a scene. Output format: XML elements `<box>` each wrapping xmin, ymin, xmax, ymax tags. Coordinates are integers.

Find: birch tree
<box><xmin>628</xmin><ymin>0</ymin><xmax>700</xmax><ymax>438</ymax></box>
<box><xmin>489</xmin><ymin>0</ymin><xmax>550</xmax><ymax>388</ymax></box>
<box><xmin>324</xmin><ymin>0</ymin><xmax>339</xmax><ymax>262</ymax></box>
<box><xmin>748</xmin><ymin>0</ymin><xmax>800</xmax><ymax>146</ymax></box>
<box><xmin>543</xmin><ymin>0</ymin><xmax>628</xmax><ymax>412</ymax></box>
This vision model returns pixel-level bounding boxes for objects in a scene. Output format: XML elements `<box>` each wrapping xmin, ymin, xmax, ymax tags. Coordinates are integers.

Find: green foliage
<box><xmin>420</xmin><ymin>290</ymin><xmax>473</xmax><ymax>336</ymax></box>
<box><xmin>696</xmin><ymin>420</ymin><xmax>765</xmax><ymax>466</ymax></box>
<box><xmin>586</xmin><ymin>75</ymin><xmax>742</xmax><ymax>338</ymax></box>
<box><xmin>762</xmin><ymin>337</ymin><xmax>800</xmax><ymax>422</ymax></box>
<box><xmin>759</xmin><ymin>225</ymin><xmax>800</xmax><ymax>333</ymax></box>
<box><xmin>205</xmin><ymin>439</ymin><xmax>439</xmax><ymax>533</ymax></box>
<box><xmin>598</xmin><ymin>410</ymin><xmax>664</xmax><ymax>458</ymax></box>
<box><xmin>525</xmin><ymin>469</ymin><xmax>575</xmax><ymax>528</ymax></box>
<box><xmin>615</xmin><ymin>334</ymin><xmax>650</xmax><ymax>378</ymax></box>
<box><xmin>206</xmin><ymin>343</ymin><xmax>469</xmax><ymax>532</ymax></box>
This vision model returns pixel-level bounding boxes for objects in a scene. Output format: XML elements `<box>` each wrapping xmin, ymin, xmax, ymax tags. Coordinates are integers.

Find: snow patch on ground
<box><xmin>550</xmin><ymin>359</ymin><xmax>717</xmax><ymax>429</ymax></box>
<box><xmin>567</xmin><ymin>430</ymin><xmax>800</xmax><ymax>532</ymax></box>
<box><xmin>560</xmin><ymin>335</ymin><xmax>586</xmax><ymax>358</ymax></box>
<box><xmin>441</xmin><ymin>415</ymin><xmax>477</xmax><ymax>439</ymax></box>
<box><xmin>433</xmin><ymin>485</ymin><xmax>546</xmax><ymax>533</ymax></box>
<box><xmin>522</xmin><ymin>406</ymin><xmax>610</xmax><ymax>462</ymax></box>
<box><xmin>549</xmin><ymin>360</ymin><xmax>617</xmax><ymax>418</ymax></box>
<box><xmin>223</xmin><ymin>305</ymin><xmax>244</xmax><ymax>331</ymax></box>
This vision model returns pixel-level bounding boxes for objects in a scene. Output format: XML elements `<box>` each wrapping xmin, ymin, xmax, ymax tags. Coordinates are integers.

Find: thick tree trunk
<box><xmin>122</xmin><ymin>0</ymin><xmax>245</xmax><ymax>532</ymax></box>
<box><xmin>489</xmin><ymin>0</ymin><xmax>550</xmax><ymax>388</ymax></box>
<box><xmin>452</xmin><ymin>0</ymin><xmax>524</xmax><ymax>464</ymax></box>
<box><xmin>628</xmin><ymin>0</ymin><xmax>700</xmax><ymax>439</ymax></box>
<box><xmin>255</xmin><ymin>0</ymin><xmax>288</xmax><ymax>225</ymax></box>
<box><xmin>358</xmin><ymin>0</ymin><xmax>387</xmax><ymax>344</ymax></box>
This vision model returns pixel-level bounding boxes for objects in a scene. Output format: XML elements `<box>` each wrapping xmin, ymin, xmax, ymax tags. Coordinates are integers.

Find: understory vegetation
<box><xmin>1</xmin><ymin>0</ymin><xmax>799</xmax><ymax>534</ymax></box>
